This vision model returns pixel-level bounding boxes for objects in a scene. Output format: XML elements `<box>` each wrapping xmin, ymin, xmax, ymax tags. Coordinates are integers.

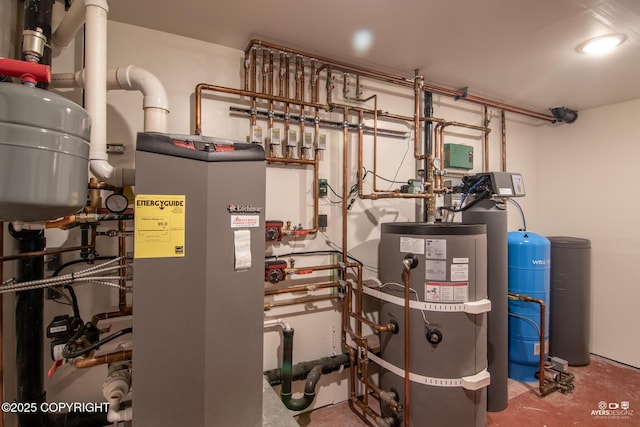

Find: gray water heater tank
<box><xmin>379</xmin><ymin>222</ymin><xmax>489</xmax><ymax>427</ymax></box>
<box><xmin>0</xmin><ymin>82</ymin><xmax>90</xmax><ymax>221</ymax></box>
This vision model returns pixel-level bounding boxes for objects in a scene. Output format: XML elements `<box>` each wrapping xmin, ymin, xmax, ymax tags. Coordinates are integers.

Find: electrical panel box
<box><xmin>444</xmin><ymin>143</ymin><xmax>474</xmax><ymax>169</ymax></box>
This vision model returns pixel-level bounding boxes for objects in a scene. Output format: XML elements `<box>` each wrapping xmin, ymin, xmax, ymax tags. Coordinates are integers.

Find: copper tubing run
<box><xmin>483</xmin><ymin>106</ymin><xmax>490</xmax><ymax>172</ymax></box>
<box><xmin>246</xmin><ymin>39</ymin><xmax>557</xmax><ymax>122</ymax></box>
<box><xmin>264</xmin><ymin>281</ymin><xmax>340</xmax><ymax>296</ymax></box>
<box><xmin>264</xmin><ymin>294</ymin><xmax>338</xmax><ymax>311</ymax></box>
<box><xmin>350</xmin><ymin>313</ymin><xmax>396</xmax><ymax>333</ymax></box>
<box><xmin>73</xmin><ymin>349</ymin><xmax>132</xmax><ymax>369</ymax></box>
<box><xmin>194</xmin><ymin>83</ymin><xmax>325</xmax><ymax>135</ymax></box>
<box><xmin>501</xmin><ymin>110</ymin><xmax>507</xmax><ymax>172</ymax></box>
<box><xmin>0</xmin><ymin>243</ymin><xmax>95</xmax><ymax>262</ymax></box>
<box><xmin>402</xmin><ymin>266</ymin><xmax>411</xmax><ymax>426</ymax></box>
<box><xmin>91</xmin><ymin>307</ymin><xmax>133</xmax><ymax>326</ymax></box>
<box><xmin>118</xmin><ymin>220</ymin><xmax>127</xmax><ymax>312</ymax></box>
<box><xmin>508</xmin><ymin>293</ymin><xmax>554</xmax><ymax>397</ymax></box>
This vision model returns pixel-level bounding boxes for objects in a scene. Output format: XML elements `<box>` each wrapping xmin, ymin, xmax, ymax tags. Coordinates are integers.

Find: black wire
<box><xmin>63</xmin><ymin>327</ymin><xmax>133</xmax><ymax>359</ymax></box>
<box><xmin>52</xmin><ymin>256</ymin><xmax>117</xmax><ymax>277</ymax></box>
<box><xmin>64</xmin><ymin>285</ymin><xmax>81</xmax><ymax>319</ymax></box>
<box><xmin>265</xmin><ymin>250</ymin><xmax>364</xmax><ymax>266</ymax></box>
<box><xmin>362</xmin><ymin>167</ymin><xmax>407</xmax><ymax>185</ymax></box>
<box><xmin>326</xmin><ymin>183</ymin><xmax>343</xmax><ymax>199</ymax></box>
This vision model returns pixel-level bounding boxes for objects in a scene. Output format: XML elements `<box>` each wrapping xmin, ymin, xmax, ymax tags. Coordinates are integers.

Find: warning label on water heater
<box><xmin>134</xmin><ymin>194</ymin><xmax>185</xmax><ymax>259</ymax></box>
<box><xmin>425</xmin><ymin>281</ymin><xmax>468</xmax><ymax>303</ymax></box>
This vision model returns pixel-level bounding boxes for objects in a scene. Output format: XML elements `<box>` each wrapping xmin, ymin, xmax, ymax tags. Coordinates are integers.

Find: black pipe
<box><xmin>421</xmin><ymin>90</ymin><xmax>433</xmax><ymax>222</ymax></box>
<box><xmin>280</xmin><ymin>328</ymin><xmax>323</xmax><ymax>411</ymax></box>
<box><xmin>264</xmin><ymin>352</ymin><xmax>350</xmax><ymax>386</ymax></box>
<box><xmin>13</xmin><ymin>229</ymin><xmax>47</xmax><ymax>427</ymax></box>
<box><xmin>9</xmin><ymin>228</ymin><xmax>112</xmax><ymax>427</ymax></box>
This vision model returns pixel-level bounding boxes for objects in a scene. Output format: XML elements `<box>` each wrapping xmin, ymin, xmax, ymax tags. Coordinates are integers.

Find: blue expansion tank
<box><xmin>508</xmin><ymin>231</ymin><xmax>550</xmax><ymax>382</ymax></box>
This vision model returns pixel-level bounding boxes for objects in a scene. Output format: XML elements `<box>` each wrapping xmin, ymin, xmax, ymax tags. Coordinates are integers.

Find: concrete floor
<box><xmin>295</xmin><ymin>355</ymin><xmax>640</xmax><ymax>427</ymax></box>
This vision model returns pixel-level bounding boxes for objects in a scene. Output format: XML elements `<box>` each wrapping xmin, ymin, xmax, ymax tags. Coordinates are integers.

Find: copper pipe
<box><xmin>508</xmin><ymin>293</ymin><xmax>547</xmax><ymax>396</ymax></box>
<box><xmin>0</xmin><ymin>244</ymin><xmax>94</xmax><ymax>262</ymax></box>
<box><xmin>264</xmin><ymin>281</ymin><xmax>340</xmax><ymax>296</ymax></box>
<box><xmin>73</xmin><ymin>349</ymin><xmax>132</xmax><ymax>369</ymax></box>
<box><xmin>247</xmin><ymin>39</ymin><xmax>413</xmax><ymax>87</ymax></box>
<box><xmin>118</xmin><ymin>220</ymin><xmax>127</xmax><ymax>312</ymax></box>
<box><xmin>263</xmin><ymin>294</ymin><xmax>338</xmax><ymax>311</ymax></box>
<box><xmin>325</xmin><ymin>65</ymin><xmax>332</xmax><ymax>106</ymax></box>
<box><xmin>295</xmin><ymin>55</ymin><xmax>301</xmax><ymax>101</ymax></box>
<box><xmin>246</xmin><ymin>39</ymin><xmax>556</xmax><ymax>122</ymax></box>
<box><xmin>285</xmin><ymin>54</ymin><xmax>290</xmax><ymax>99</ymax></box>
<box><xmin>483</xmin><ymin>106</ymin><xmax>490</xmax><ymax>172</ymax></box>
<box><xmin>359</xmin><ymin>192</ymin><xmax>432</xmax><ymax>200</ymax></box>
<box><xmin>422</xmin><ymin>81</ymin><xmax>556</xmax><ymax>122</ymax></box>
<box><xmin>91</xmin><ymin>307</ymin><xmax>133</xmax><ymax>326</ymax></box>
<box><xmin>195</xmin><ymin>83</ymin><xmax>328</xmax><ymax>132</ymax></box>
<box><xmin>360</xmin><ymin>375</ymin><xmax>401</xmax><ymax>412</ymax></box>
<box><xmin>350</xmin><ymin>313</ymin><xmax>396</xmax><ymax>333</ymax></box>
<box><xmin>279</xmin><ymin>52</ymin><xmax>285</xmax><ymax>97</ymax></box>
<box><xmin>414</xmin><ymin>71</ymin><xmax>421</xmax><ymax>165</ymax></box>
<box><xmin>501</xmin><ymin>110</ymin><xmax>507</xmax><ymax>172</ymax></box>
<box><xmin>243</xmin><ymin>51</ymin><xmax>250</xmax><ymax>92</ymax></box>
<box><xmin>262</xmin><ymin>49</ymin><xmax>268</xmax><ymax>94</ymax></box>
<box><xmin>342</xmin><ymin>107</ymin><xmax>349</xmax><ymax>264</ymax></box>
<box><xmin>402</xmin><ymin>267</ymin><xmax>411</xmax><ymax>426</ymax></box>
<box><xmin>351</xmin><ymin>397</ymin><xmax>391</xmax><ymax>427</ymax></box>
<box><xmin>251</xmin><ymin>48</ymin><xmax>257</xmax><ymax>93</ymax></box>
<box><xmin>310</xmin><ymin>59</ymin><xmax>316</xmax><ymax>103</ymax></box>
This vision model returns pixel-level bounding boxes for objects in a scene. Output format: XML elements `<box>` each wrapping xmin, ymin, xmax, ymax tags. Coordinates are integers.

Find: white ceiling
<box><xmin>107</xmin><ymin>0</ymin><xmax>640</xmax><ymax>115</ymax></box>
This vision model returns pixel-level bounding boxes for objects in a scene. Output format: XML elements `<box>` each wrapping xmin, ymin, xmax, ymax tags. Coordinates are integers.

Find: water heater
<box><xmin>378</xmin><ymin>223</ymin><xmax>490</xmax><ymax>426</ymax></box>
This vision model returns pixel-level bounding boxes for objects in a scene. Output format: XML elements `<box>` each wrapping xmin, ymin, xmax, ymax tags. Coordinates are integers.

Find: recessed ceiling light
<box><xmin>577</xmin><ymin>34</ymin><xmax>626</xmax><ymax>55</ymax></box>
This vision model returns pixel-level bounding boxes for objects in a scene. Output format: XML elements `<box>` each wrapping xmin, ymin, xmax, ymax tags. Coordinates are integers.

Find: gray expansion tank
<box><xmin>0</xmin><ymin>82</ymin><xmax>90</xmax><ymax>221</ymax></box>
<box><xmin>379</xmin><ymin>223</ymin><xmax>489</xmax><ymax>427</ymax></box>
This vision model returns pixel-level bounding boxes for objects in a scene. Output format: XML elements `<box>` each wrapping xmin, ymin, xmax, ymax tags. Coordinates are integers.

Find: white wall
<box><xmin>538</xmin><ymin>99</ymin><xmax>640</xmax><ymax>368</ymax></box>
<box><xmin>2</xmin><ymin>17</ymin><xmax>543</xmax><ymax>422</ymax></box>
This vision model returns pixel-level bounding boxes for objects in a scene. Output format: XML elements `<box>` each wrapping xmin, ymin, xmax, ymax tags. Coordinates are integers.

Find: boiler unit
<box><xmin>134</xmin><ymin>132</ymin><xmax>265</xmax><ymax>426</ymax></box>
<box><xmin>507</xmin><ymin>231</ymin><xmax>550</xmax><ymax>382</ymax></box>
<box><xmin>378</xmin><ymin>223</ymin><xmax>491</xmax><ymax>427</ymax></box>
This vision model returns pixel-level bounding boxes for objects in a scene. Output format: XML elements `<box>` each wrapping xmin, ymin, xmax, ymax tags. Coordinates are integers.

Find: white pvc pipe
<box><xmin>107</xmin><ymin>406</ymin><xmax>132</xmax><ymax>423</ymax></box>
<box><xmin>52</xmin><ymin>0</ymin><xmax>87</xmax><ymax>48</ymax></box>
<box><xmin>263</xmin><ymin>319</ymin><xmax>292</xmax><ymax>331</ymax></box>
<box><xmin>83</xmin><ymin>0</ymin><xmax>112</xmax><ymax>183</ymax></box>
<box><xmin>52</xmin><ymin>66</ymin><xmax>170</xmax><ymax>133</ymax></box>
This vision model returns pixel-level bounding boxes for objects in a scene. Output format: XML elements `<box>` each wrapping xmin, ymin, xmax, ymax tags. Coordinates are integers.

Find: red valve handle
<box><xmin>0</xmin><ymin>58</ymin><xmax>51</xmax><ymax>85</ymax></box>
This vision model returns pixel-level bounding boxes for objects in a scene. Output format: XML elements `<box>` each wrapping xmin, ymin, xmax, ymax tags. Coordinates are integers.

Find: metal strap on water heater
<box><xmin>361</xmin><ymin>286</ymin><xmax>491</xmax><ymax>314</ymax></box>
<box><xmin>367</xmin><ymin>352</ymin><xmax>491</xmax><ymax>390</ymax></box>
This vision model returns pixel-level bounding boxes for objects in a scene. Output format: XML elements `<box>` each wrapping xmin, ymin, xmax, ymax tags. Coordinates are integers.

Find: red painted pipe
<box><xmin>0</xmin><ymin>58</ymin><xmax>51</xmax><ymax>85</ymax></box>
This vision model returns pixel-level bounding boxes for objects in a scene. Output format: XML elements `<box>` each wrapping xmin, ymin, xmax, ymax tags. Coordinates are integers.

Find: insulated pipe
<box><xmin>280</xmin><ymin>328</ymin><xmax>323</xmax><ymax>411</ymax></box>
<box><xmin>264</xmin><ymin>352</ymin><xmax>350</xmax><ymax>386</ymax></box>
<box><xmin>342</xmin><ymin>108</ymin><xmax>349</xmax><ymax>264</ymax></box>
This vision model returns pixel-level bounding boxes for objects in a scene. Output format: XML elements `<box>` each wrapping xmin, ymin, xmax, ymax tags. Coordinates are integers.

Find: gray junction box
<box><xmin>134</xmin><ymin>132</ymin><xmax>266</xmax><ymax>427</ymax></box>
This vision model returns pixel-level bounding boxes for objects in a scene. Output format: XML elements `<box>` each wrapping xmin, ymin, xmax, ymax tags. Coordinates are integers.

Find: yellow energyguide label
<box><xmin>134</xmin><ymin>194</ymin><xmax>185</xmax><ymax>258</ymax></box>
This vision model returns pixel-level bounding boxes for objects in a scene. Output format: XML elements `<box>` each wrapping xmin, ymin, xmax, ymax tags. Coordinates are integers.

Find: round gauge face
<box><xmin>105</xmin><ymin>193</ymin><xmax>129</xmax><ymax>213</ymax></box>
<box><xmin>433</xmin><ymin>158</ymin><xmax>442</xmax><ymax>169</ymax></box>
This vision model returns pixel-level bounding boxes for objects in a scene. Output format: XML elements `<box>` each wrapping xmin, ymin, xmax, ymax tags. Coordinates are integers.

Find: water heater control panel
<box><xmin>466</xmin><ymin>172</ymin><xmax>526</xmax><ymax>198</ymax></box>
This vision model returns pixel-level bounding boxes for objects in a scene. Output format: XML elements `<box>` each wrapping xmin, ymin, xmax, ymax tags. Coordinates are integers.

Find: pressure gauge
<box><xmin>105</xmin><ymin>193</ymin><xmax>129</xmax><ymax>213</ymax></box>
<box><xmin>433</xmin><ymin>158</ymin><xmax>442</xmax><ymax>169</ymax></box>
